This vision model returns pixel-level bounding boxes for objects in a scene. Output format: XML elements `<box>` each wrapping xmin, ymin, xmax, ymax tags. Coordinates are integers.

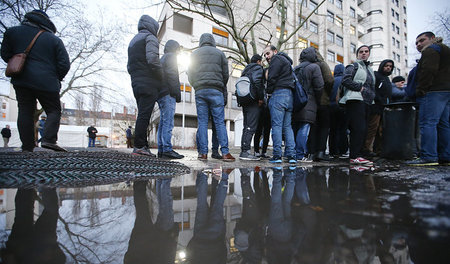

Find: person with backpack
<box><xmin>238</xmin><ymin>55</ymin><xmax>264</xmax><ymax>161</ymax></box>
<box><xmin>292</xmin><ymin>47</ymin><xmax>324</xmax><ymax>162</ymax></box>
<box><xmin>339</xmin><ymin>45</ymin><xmax>375</xmax><ymax>166</ymax></box>
<box><xmin>406</xmin><ymin>32</ymin><xmax>450</xmax><ymax>166</ymax></box>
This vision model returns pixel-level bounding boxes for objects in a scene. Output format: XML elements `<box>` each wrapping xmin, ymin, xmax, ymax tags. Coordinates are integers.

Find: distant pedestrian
<box><xmin>126</xmin><ymin>126</ymin><xmax>133</xmax><ymax>148</ymax></box>
<box><xmin>127</xmin><ymin>15</ymin><xmax>162</xmax><ymax>157</ymax></box>
<box><xmin>36</xmin><ymin>115</ymin><xmax>46</xmax><ymax>144</ymax></box>
<box><xmin>1</xmin><ymin>125</ymin><xmax>11</xmax><ymax>147</ymax></box>
<box><xmin>188</xmin><ymin>33</ymin><xmax>235</xmax><ymax>162</ymax></box>
<box><xmin>1</xmin><ymin>10</ymin><xmax>70</xmax><ymax>152</ymax></box>
<box><xmin>87</xmin><ymin>125</ymin><xmax>98</xmax><ymax>147</ymax></box>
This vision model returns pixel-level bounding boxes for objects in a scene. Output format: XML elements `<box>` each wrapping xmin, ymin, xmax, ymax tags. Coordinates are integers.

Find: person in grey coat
<box><xmin>1</xmin><ymin>10</ymin><xmax>70</xmax><ymax>152</ymax></box>
<box><xmin>188</xmin><ymin>33</ymin><xmax>235</xmax><ymax>162</ymax></box>
<box><xmin>292</xmin><ymin>47</ymin><xmax>324</xmax><ymax>162</ymax></box>
<box><xmin>127</xmin><ymin>15</ymin><xmax>162</xmax><ymax>157</ymax></box>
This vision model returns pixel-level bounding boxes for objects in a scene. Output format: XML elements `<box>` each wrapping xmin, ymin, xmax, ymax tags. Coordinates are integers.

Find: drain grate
<box><xmin>0</xmin><ymin>151</ymin><xmax>190</xmax><ymax>188</ymax></box>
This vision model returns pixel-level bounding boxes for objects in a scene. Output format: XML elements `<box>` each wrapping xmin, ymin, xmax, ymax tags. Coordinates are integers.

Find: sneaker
<box><xmin>339</xmin><ymin>153</ymin><xmax>350</xmax><ymax>159</ymax></box>
<box><xmin>198</xmin><ymin>154</ymin><xmax>208</xmax><ymax>161</ymax></box>
<box><xmin>132</xmin><ymin>147</ymin><xmax>156</xmax><ymax>157</ymax></box>
<box><xmin>350</xmin><ymin>165</ymin><xmax>372</xmax><ymax>172</ymax></box>
<box><xmin>405</xmin><ymin>158</ymin><xmax>438</xmax><ymax>166</ymax></box>
<box><xmin>286</xmin><ymin>156</ymin><xmax>297</xmax><ymax>164</ymax></box>
<box><xmin>350</xmin><ymin>157</ymin><xmax>373</xmax><ymax>165</ymax></box>
<box><xmin>298</xmin><ymin>156</ymin><xmax>313</xmax><ymax>163</ymax></box>
<box><xmin>161</xmin><ymin>150</ymin><xmax>184</xmax><ymax>159</ymax></box>
<box><xmin>211</xmin><ymin>151</ymin><xmax>222</xmax><ymax>160</ymax></box>
<box><xmin>269</xmin><ymin>156</ymin><xmax>282</xmax><ymax>163</ymax></box>
<box><xmin>222</xmin><ymin>153</ymin><xmax>236</xmax><ymax>162</ymax></box>
<box><xmin>239</xmin><ymin>151</ymin><xmax>260</xmax><ymax>161</ymax></box>
<box><xmin>260</xmin><ymin>153</ymin><xmax>271</xmax><ymax>159</ymax></box>
<box><xmin>41</xmin><ymin>142</ymin><xmax>67</xmax><ymax>152</ymax></box>
<box><xmin>254</xmin><ymin>152</ymin><xmax>261</xmax><ymax>158</ymax></box>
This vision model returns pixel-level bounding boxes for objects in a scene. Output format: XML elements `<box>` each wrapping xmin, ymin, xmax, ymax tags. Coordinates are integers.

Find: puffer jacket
<box><xmin>293</xmin><ymin>47</ymin><xmax>324</xmax><ymax>124</ymax></box>
<box><xmin>241</xmin><ymin>63</ymin><xmax>264</xmax><ymax>101</ymax></box>
<box><xmin>127</xmin><ymin>15</ymin><xmax>163</xmax><ymax>96</ymax></box>
<box><xmin>266</xmin><ymin>52</ymin><xmax>295</xmax><ymax>94</ymax></box>
<box><xmin>416</xmin><ymin>37</ymin><xmax>450</xmax><ymax>96</ymax></box>
<box><xmin>1</xmin><ymin>10</ymin><xmax>70</xmax><ymax>92</ymax></box>
<box><xmin>188</xmin><ymin>33</ymin><xmax>229</xmax><ymax>100</ymax></box>
<box><xmin>160</xmin><ymin>40</ymin><xmax>181</xmax><ymax>102</ymax></box>
<box><xmin>341</xmin><ymin>60</ymin><xmax>375</xmax><ymax>105</ymax></box>
<box><xmin>330</xmin><ymin>64</ymin><xmax>345</xmax><ymax>106</ymax></box>
<box><xmin>372</xmin><ymin>59</ymin><xmax>394</xmax><ymax>114</ymax></box>
<box><xmin>316</xmin><ymin>52</ymin><xmax>334</xmax><ymax>106</ymax></box>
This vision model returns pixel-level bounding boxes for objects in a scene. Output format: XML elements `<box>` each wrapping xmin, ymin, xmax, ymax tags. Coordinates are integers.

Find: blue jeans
<box><xmin>196</xmin><ymin>112</ymin><xmax>219</xmax><ymax>153</ymax></box>
<box><xmin>195</xmin><ymin>89</ymin><xmax>229</xmax><ymax>155</ymax></box>
<box><xmin>294</xmin><ymin>123</ymin><xmax>311</xmax><ymax>159</ymax></box>
<box><xmin>268</xmin><ymin>89</ymin><xmax>295</xmax><ymax>157</ymax></box>
<box><xmin>88</xmin><ymin>137</ymin><xmax>95</xmax><ymax>147</ymax></box>
<box><xmin>417</xmin><ymin>91</ymin><xmax>450</xmax><ymax>161</ymax></box>
<box><xmin>157</xmin><ymin>95</ymin><xmax>176</xmax><ymax>153</ymax></box>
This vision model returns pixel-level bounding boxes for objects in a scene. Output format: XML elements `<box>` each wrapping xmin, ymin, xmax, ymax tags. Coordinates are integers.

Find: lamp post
<box><xmin>177</xmin><ymin>50</ymin><xmax>191</xmax><ymax>149</ymax></box>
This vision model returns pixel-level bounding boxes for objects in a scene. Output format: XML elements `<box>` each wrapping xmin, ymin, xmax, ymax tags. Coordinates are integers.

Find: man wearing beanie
<box><xmin>1</xmin><ymin>10</ymin><xmax>70</xmax><ymax>152</ymax></box>
<box><xmin>391</xmin><ymin>76</ymin><xmax>407</xmax><ymax>103</ymax></box>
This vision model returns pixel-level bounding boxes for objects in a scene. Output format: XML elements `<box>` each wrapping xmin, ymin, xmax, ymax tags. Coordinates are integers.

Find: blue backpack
<box><xmin>291</xmin><ymin>66</ymin><xmax>308</xmax><ymax>112</ymax></box>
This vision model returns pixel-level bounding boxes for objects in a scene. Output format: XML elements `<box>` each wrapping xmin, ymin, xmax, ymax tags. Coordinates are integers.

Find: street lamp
<box><xmin>177</xmin><ymin>50</ymin><xmax>191</xmax><ymax>149</ymax></box>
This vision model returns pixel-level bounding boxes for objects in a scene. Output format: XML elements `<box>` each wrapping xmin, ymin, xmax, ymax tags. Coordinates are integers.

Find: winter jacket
<box><xmin>1</xmin><ymin>128</ymin><xmax>11</xmax><ymax>138</ymax></box>
<box><xmin>127</xmin><ymin>15</ymin><xmax>163</xmax><ymax>97</ymax></box>
<box><xmin>293</xmin><ymin>47</ymin><xmax>324</xmax><ymax>124</ymax></box>
<box><xmin>330</xmin><ymin>64</ymin><xmax>345</xmax><ymax>106</ymax></box>
<box><xmin>1</xmin><ymin>10</ymin><xmax>70</xmax><ymax>93</ymax></box>
<box><xmin>391</xmin><ymin>83</ymin><xmax>408</xmax><ymax>102</ymax></box>
<box><xmin>372</xmin><ymin>59</ymin><xmax>394</xmax><ymax>114</ymax></box>
<box><xmin>266</xmin><ymin>52</ymin><xmax>295</xmax><ymax>94</ymax></box>
<box><xmin>416</xmin><ymin>37</ymin><xmax>450</xmax><ymax>97</ymax></box>
<box><xmin>126</xmin><ymin>128</ymin><xmax>132</xmax><ymax>138</ymax></box>
<box><xmin>188</xmin><ymin>33</ymin><xmax>229</xmax><ymax>103</ymax></box>
<box><xmin>87</xmin><ymin>126</ymin><xmax>98</xmax><ymax>138</ymax></box>
<box><xmin>315</xmin><ymin>52</ymin><xmax>334</xmax><ymax>106</ymax></box>
<box><xmin>241</xmin><ymin>63</ymin><xmax>264</xmax><ymax>102</ymax></box>
<box><xmin>340</xmin><ymin>60</ymin><xmax>375</xmax><ymax>105</ymax></box>
<box><xmin>160</xmin><ymin>40</ymin><xmax>181</xmax><ymax>102</ymax></box>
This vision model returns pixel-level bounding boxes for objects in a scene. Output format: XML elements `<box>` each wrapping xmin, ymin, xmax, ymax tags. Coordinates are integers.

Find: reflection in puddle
<box><xmin>0</xmin><ymin>167</ymin><xmax>449</xmax><ymax>263</ymax></box>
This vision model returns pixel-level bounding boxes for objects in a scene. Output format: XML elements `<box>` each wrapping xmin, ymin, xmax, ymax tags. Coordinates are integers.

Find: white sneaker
<box><xmin>299</xmin><ymin>157</ymin><xmax>313</xmax><ymax>163</ymax></box>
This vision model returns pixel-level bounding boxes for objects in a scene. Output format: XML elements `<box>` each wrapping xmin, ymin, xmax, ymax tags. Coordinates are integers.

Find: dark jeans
<box><xmin>241</xmin><ymin>103</ymin><xmax>261</xmax><ymax>152</ymax></box>
<box><xmin>254</xmin><ymin>104</ymin><xmax>271</xmax><ymax>154</ymax></box>
<box><xmin>346</xmin><ymin>100</ymin><xmax>369</xmax><ymax>159</ymax></box>
<box><xmin>15</xmin><ymin>87</ymin><xmax>61</xmax><ymax>151</ymax></box>
<box><xmin>134</xmin><ymin>93</ymin><xmax>157</xmax><ymax>149</ymax></box>
<box><xmin>329</xmin><ymin>105</ymin><xmax>348</xmax><ymax>156</ymax></box>
<box><xmin>308</xmin><ymin>105</ymin><xmax>331</xmax><ymax>154</ymax></box>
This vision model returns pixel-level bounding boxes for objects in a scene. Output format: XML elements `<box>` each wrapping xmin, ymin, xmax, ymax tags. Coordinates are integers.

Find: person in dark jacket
<box><xmin>391</xmin><ymin>76</ymin><xmax>408</xmax><ymax>103</ymax></box>
<box><xmin>406</xmin><ymin>32</ymin><xmax>450</xmax><ymax>165</ymax></box>
<box><xmin>239</xmin><ymin>54</ymin><xmax>264</xmax><ymax>161</ymax></box>
<box><xmin>87</xmin><ymin>125</ymin><xmax>98</xmax><ymax>147</ymax></box>
<box><xmin>292</xmin><ymin>47</ymin><xmax>324</xmax><ymax>162</ymax></box>
<box><xmin>363</xmin><ymin>59</ymin><xmax>394</xmax><ymax>156</ymax></box>
<box><xmin>339</xmin><ymin>45</ymin><xmax>375</xmax><ymax>166</ymax></box>
<box><xmin>328</xmin><ymin>64</ymin><xmax>349</xmax><ymax>158</ymax></box>
<box><xmin>1</xmin><ymin>10</ymin><xmax>70</xmax><ymax>152</ymax></box>
<box><xmin>36</xmin><ymin>115</ymin><xmax>46</xmax><ymax>144</ymax></box>
<box><xmin>1</xmin><ymin>125</ymin><xmax>11</xmax><ymax>148</ymax></box>
<box><xmin>126</xmin><ymin>126</ymin><xmax>133</xmax><ymax>148</ymax></box>
<box><xmin>127</xmin><ymin>15</ymin><xmax>162</xmax><ymax>157</ymax></box>
<box><xmin>188</xmin><ymin>33</ymin><xmax>235</xmax><ymax>162</ymax></box>
<box><xmin>157</xmin><ymin>40</ymin><xmax>183</xmax><ymax>159</ymax></box>
<box><xmin>263</xmin><ymin>45</ymin><xmax>296</xmax><ymax>163</ymax></box>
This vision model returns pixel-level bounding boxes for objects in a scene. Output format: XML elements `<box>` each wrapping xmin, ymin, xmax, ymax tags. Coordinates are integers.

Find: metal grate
<box><xmin>0</xmin><ymin>151</ymin><xmax>190</xmax><ymax>188</ymax></box>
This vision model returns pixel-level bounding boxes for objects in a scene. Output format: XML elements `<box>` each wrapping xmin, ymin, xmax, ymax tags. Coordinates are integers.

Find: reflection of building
<box><xmin>0</xmin><ymin>84</ymin><xmax>18</xmax><ymax>122</ymax></box>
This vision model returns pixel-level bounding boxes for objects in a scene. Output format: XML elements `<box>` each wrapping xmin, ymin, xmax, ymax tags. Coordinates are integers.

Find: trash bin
<box><xmin>381</xmin><ymin>102</ymin><xmax>416</xmax><ymax>159</ymax></box>
<box><xmin>95</xmin><ymin>135</ymin><xmax>109</xmax><ymax>148</ymax></box>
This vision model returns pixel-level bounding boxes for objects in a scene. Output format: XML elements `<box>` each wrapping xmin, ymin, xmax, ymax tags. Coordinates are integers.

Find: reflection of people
<box><xmin>36</xmin><ymin>115</ymin><xmax>46</xmax><ymax>144</ymax></box>
<box><xmin>87</xmin><ymin>125</ymin><xmax>98</xmax><ymax>147</ymax></box>
<box><xmin>186</xmin><ymin>170</ymin><xmax>229</xmax><ymax>263</ymax></box>
<box><xmin>1</xmin><ymin>10</ymin><xmax>70</xmax><ymax>152</ymax></box>
<box><xmin>126</xmin><ymin>126</ymin><xmax>133</xmax><ymax>148</ymax></box>
<box><xmin>124</xmin><ymin>179</ymin><xmax>178</xmax><ymax>264</ymax></box>
<box><xmin>1</xmin><ymin>125</ymin><xmax>11</xmax><ymax>147</ymax></box>
<box><xmin>1</xmin><ymin>188</ymin><xmax>65</xmax><ymax>263</ymax></box>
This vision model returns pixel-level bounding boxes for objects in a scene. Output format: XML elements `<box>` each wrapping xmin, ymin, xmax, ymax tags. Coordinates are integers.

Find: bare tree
<box><xmin>74</xmin><ymin>94</ymin><xmax>86</xmax><ymax>126</ymax></box>
<box><xmin>89</xmin><ymin>87</ymin><xmax>102</xmax><ymax>126</ymax></box>
<box><xmin>430</xmin><ymin>9</ymin><xmax>450</xmax><ymax>44</ymax></box>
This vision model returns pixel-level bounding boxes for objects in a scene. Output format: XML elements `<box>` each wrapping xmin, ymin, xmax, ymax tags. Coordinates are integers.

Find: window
<box><xmin>213</xmin><ymin>28</ymin><xmax>228</xmax><ymax>46</ymax></box>
<box><xmin>367</xmin><ymin>9</ymin><xmax>382</xmax><ymax>16</ymax></box>
<box><xmin>180</xmin><ymin>85</ymin><xmax>192</xmax><ymax>102</ymax></box>
<box><xmin>398</xmin><ymin>68</ymin><xmax>401</xmax><ymax>75</ymax></box>
<box><xmin>335</xmin><ymin>16</ymin><xmax>343</xmax><ymax>27</ymax></box>
<box><xmin>395</xmin><ymin>0</ymin><xmax>399</xmax><ymax>7</ymax></box>
<box><xmin>350</xmin><ymin>43</ymin><xmax>356</xmax><ymax>54</ymax></box>
<box><xmin>350</xmin><ymin>7</ymin><xmax>356</xmax><ymax>18</ymax></box>
<box><xmin>392</xmin><ymin>23</ymin><xmax>395</xmax><ymax>31</ymax></box>
<box><xmin>336</xmin><ymin>35</ymin><xmax>343</xmax><ymax>47</ymax></box>
<box><xmin>327</xmin><ymin>30</ymin><xmax>335</xmax><ymax>43</ymax></box>
<box><xmin>404</xmin><ymin>19</ymin><xmax>407</xmax><ymax>28</ymax></box>
<box><xmin>405</xmin><ymin>59</ymin><xmax>408</xmax><ymax>67</ymax></box>
<box><xmin>231</xmin><ymin>95</ymin><xmax>239</xmax><ymax>109</ymax></box>
<box><xmin>310</xmin><ymin>41</ymin><xmax>319</xmax><ymax>49</ymax></box>
<box><xmin>327</xmin><ymin>10</ymin><xmax>334</xmax><ymax>23</ymax></box>
<box><xmin>327</xmin><ymin>50</ymin><xmax>335</xmax><ymax>62</ymax></box>
<box><xmin>336</xmin><ymin>0</ymin><xmax>342</xmax><ymax>9</ymax></box>
<box><xmin>396</xmin><ymin>26</ymin><xmax>400</xmax><ymax>34</ymax></box>
<box><xmin>309</xmin><ymin>21</ymin><xmax>318</xmax><ymax>33</ymax></box>
<box><xmin>299</xmin><ymin>16</ymin><xmax>307</xmax><ymax>27</ymax></box>
<box><xmin>276</xmin><ymin>27</ymin><xmax>287</xmax><ymax>39</ymax></box>
<box><xmin>298</xmin><ymin>37</ymin><xmax>308</xmax><ymax>49</ymax></box>
<box><xmin>404</xmin><ymin>32</ymin><xmax>407</xmax><ymax>40</ymax></box>
<box><xmin>367</xmin><ymin>27</ymin><xmax>383</xmax><ymax>33</ymax></box>
<box><xmin>391</xmin><ymin>8</ymin><xmax>395</xmax><ymax>17</ymax></box>
<box><xmin>397</xmin><ymin>54</ymin><xmax>400</xmax><ymax>62</ymax></box>
<box><xmin>396</xmin><ymin>40</ymin><xmax>400</xmax><ymax>48</ymax></box>
<box><xmin>173</xmin><ymin>13</ymin><xmax>193</xmax><ymax>35</ymax></box>
<box><xmin>310</xmin><ymin>0</ymin><xmax>319</xmax><ymax>13</ymax></box>
<box><xmin>301</xmin><ymin>0</ymin><xmax>307</xmax><ymax>8</ymax></box>
<box><xmin>337</xmin><ymin>54</ymin><xmax>344</xmax><ymax>63</ymax></box>
<box><xmin>395</xmin><ymin>12</ymin><xmax>399</xmax><ymax>21</ymax></box>
<box><xmin>370</xmin><ymin>43</ymin><xmax>384</xmax><ymax>48</ymax></box>
<box><xmin>403</xmin><ymin>6</ymin><xmax>407</xmax><ymax>14</ymax></box>
<box><xmin>393</xmin><ymin>52</ymin><xmax>396</xmax><ymax>59</ymax></box>
<box><xmin>350</xmin><ymin>25</ymin><xmax>356</xmax><ymax>35</ymax></box>
<box><xmin>392</xmin><ymin>37</ymin><xmax>396</xmax><ymax>46</ymax></box>
<box><xmin>328</xmin><ymin>0</ymin><xmax>334</xmax><ymax>3</ymax></box>
<box><xmin>231</xmin><ymin>63</ymin><xmax>244</xmax><ymax>78</ymax></box>
<box><xmin>404</xmin><ymin>46</ymin><xmax>408</xmax><ymax>54</ymax></box>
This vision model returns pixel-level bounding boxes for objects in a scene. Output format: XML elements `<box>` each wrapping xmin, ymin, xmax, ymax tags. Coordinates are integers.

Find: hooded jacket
<box><xmin>315</xmin><ymin>52</ymin><xmax>334</xmax><ymax>106</ymax></box>
<box><xmin>127</xmin><ymin>15</ymin><xmax>163</xmax><ymax>96</ymax></box>
<box><xmin>416</xmin><ymin>37</ymin><xmax>450</xmax><ymax>96</ymax></box>
<box><xmin>159</xmin><ymin>40</ymin><xmax>181</xmax><ymax>102</ymax></box>
<box><xmin>372</xmin><ymin>59</ymin><xmax>394</xmax><ymax>114</ymax></box>
<box><xmin>188</xmin><ymin>33</ymin><xmax>229</xmax><ymax>101</ymax></box>
<box><xmin>266</xmin><ymin>52</ymin><xmax>295</xmax><ymax>94</ymax></box>
<box><xmin>293</xmin><ymin>47</ymin><xmax>324</xmax><ymax>124</ymax></box>
<box><xmin>330</xmin><ymin>64</ymin><xmax>345</xmax><ymax>106</ymax></box>
<box><xmin>241</xmin><ymin>63</ymin><xmax>264</xmax><ymax>102</ymax></box>
<box><xmin>1</xmin><ymin>10</ymin><xmax>70</xmax><ymax>93</ymax></box>
<box><xmin>341</xmin><ymin>59</ymin><xmax>375</xmax><ymax>105</ymax></box>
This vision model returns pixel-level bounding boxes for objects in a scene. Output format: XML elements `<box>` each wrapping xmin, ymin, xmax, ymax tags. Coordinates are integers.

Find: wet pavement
<box><xmin>0</xmin><ymin>148</ymin><xmax>449</xmax><ymax>263</ymax></box>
